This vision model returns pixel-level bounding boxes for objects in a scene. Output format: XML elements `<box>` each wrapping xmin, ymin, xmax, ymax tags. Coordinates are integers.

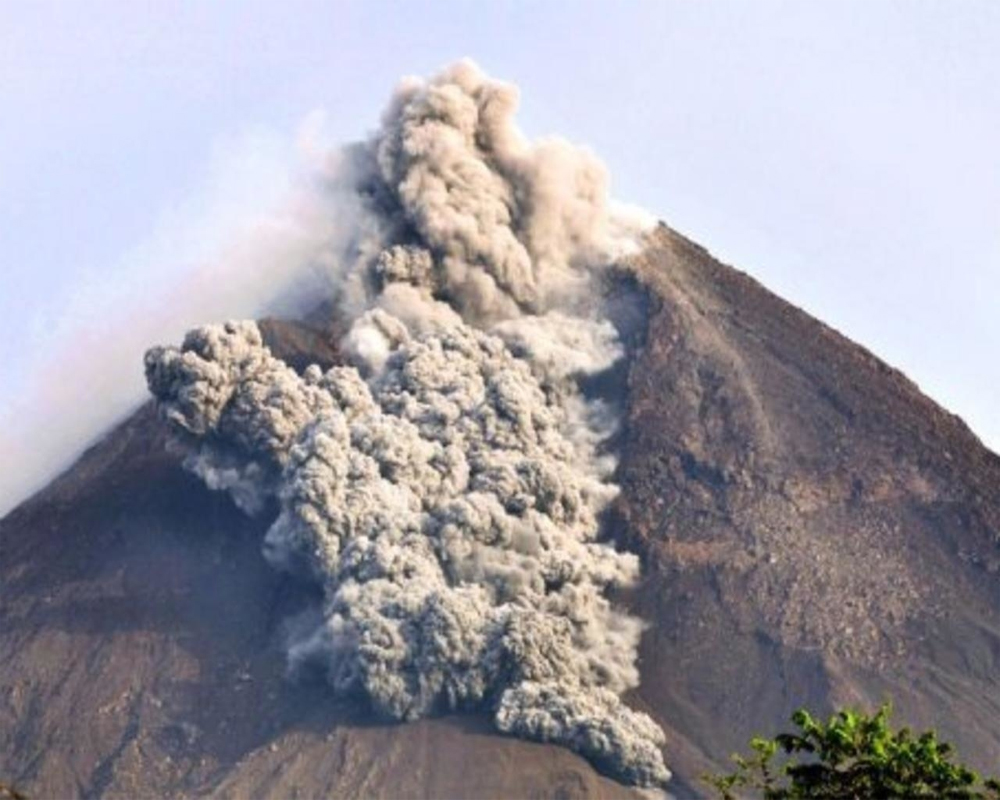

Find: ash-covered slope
<box><xmin>2</xmin><ymin>226</ymin><xmax>998</xmax><ymax>799</ymax></box>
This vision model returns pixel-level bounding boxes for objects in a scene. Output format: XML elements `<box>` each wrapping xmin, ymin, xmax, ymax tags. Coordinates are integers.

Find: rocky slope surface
<box><xmin>2</xmin><ymin>225</ymin><xmax>997</xmax><ymax>798</ymax></box>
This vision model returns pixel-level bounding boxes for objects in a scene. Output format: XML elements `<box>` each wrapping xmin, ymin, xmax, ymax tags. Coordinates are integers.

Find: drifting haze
<box><xmin>0</xmin><ymin>122</ymin><xmax>376</xmax><ymax>515</ymax></box>
<box><xmin>145</xmin><ymin>62</ymin><xmax>667</xmax><ymax>786</ymax></box>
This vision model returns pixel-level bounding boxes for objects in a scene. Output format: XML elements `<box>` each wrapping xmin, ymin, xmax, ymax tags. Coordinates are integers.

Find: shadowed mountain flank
<box><xmin>2</xmin><ymin>226</ymin><xmax>998</xmax><ymax>798</ymax></box>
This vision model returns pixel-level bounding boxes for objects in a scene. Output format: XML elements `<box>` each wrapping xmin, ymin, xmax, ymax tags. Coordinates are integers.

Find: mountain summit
<box><xmin>2</xmin><ymin>59</ymin><xmax>998</xmax><ymax>799</ymax></box>
<box><xmin>2</xmin><ymin>225</ymin><xmax>997</xmax><ymax>798</ymax></box>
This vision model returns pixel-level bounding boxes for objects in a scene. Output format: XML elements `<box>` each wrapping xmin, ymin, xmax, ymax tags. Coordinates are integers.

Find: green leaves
<box><xmin>704</xmin><ymin>703</ymin><xmax>1000</xmax><ymax>799</ymax></box>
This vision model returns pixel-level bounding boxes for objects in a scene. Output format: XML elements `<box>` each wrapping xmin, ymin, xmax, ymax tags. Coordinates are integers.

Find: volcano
<box><xmin>2</xmin><ymin>223</ymin><xmax>998</xmax><ymax>799</ymax></box>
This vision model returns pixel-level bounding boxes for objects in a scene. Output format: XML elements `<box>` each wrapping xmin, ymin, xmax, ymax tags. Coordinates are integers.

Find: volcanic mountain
<box><xmin>2</xmin><ymin>223</ymin><xmax>998</xmax><ymax>799</ymax></box>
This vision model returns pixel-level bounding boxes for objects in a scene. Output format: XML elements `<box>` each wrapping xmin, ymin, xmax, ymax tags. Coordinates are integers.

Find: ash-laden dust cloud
<box><xmin>144</xmin><ymin>60</ymin><xmax>667</xmax><ymax>787</ymax></box>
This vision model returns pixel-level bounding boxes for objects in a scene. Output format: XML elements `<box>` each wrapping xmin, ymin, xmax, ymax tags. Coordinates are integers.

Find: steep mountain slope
<box><xmin>2</xmin><ymin>225</ymin><xmax>998</xmax><ymax>798</ymax></box>
<box><xmin>620</xmin><ymin>225</ymin><xmax>1000</xmax><ymax>790</ymax></box>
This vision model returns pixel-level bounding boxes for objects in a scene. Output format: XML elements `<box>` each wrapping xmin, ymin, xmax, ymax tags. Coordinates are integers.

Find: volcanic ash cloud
<box><xmin>144</xmin><ymin>60</ymin><xmax>668</xmax><ymax>787</ymax></box>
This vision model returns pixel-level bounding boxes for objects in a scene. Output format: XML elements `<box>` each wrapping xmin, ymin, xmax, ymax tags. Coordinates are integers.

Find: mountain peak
<box><xmin>3</xmin><ymin>227</ymin><xmax>997</xmax><ymax>798</ymax></box>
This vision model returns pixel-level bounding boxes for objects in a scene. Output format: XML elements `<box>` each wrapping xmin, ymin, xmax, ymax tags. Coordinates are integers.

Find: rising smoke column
<box><xmin>144</xmin><ymin>61</ymin><xmax>668</xmax><ymax>787</ymax></box>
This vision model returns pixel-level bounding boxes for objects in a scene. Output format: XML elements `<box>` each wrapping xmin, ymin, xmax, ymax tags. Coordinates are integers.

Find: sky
<box><xmin>1</xmin><ymin>0</ymin><xmax>998</xmax><ymax>513</ymax></box>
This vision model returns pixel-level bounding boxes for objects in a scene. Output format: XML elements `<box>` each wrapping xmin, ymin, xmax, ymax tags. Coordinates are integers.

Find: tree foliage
<box><xmin>706</xmin><ymin>703</ymin><xmax>1000</xmax><ymax>799</ymax></box>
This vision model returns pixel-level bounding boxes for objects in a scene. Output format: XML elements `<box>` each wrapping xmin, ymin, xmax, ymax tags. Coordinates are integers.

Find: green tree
<box><xmin>705</xmin><ymin>703</ymin><xmax>1000</xmax><ymax>799</ymax></box>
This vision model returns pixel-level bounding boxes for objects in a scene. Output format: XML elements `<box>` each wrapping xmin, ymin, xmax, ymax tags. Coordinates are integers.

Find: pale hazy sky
<box><xmin>1</xmin><ymin>1</ymin><xmax>997</xmax><ymax>512</ymax></box>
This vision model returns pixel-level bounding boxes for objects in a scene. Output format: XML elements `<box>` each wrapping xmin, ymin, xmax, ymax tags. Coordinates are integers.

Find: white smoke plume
<box><xmin>145</xmin><ymin>61</ymin><xmax>666</xmax><ymax>787</ymax></box>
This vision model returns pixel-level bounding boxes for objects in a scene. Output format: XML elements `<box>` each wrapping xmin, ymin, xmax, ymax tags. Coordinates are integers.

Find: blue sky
<box><xmin>1</xmin><ymin>1</ymin><xmax>998</xmax><ymax>511</ymax></box>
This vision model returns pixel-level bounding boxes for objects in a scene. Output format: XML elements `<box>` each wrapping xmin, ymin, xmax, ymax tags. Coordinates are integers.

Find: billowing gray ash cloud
<box><xmin>144</xmin><ymin>60</ymin><xmax>667</xmax><ymax>787</ymax></box>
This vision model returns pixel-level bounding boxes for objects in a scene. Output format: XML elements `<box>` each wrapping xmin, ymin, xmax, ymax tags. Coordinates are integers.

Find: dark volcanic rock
<box><xmin>1</xmin><ymin>224</ymin><xmax>998</xmax><ymax>798</ymax></box>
